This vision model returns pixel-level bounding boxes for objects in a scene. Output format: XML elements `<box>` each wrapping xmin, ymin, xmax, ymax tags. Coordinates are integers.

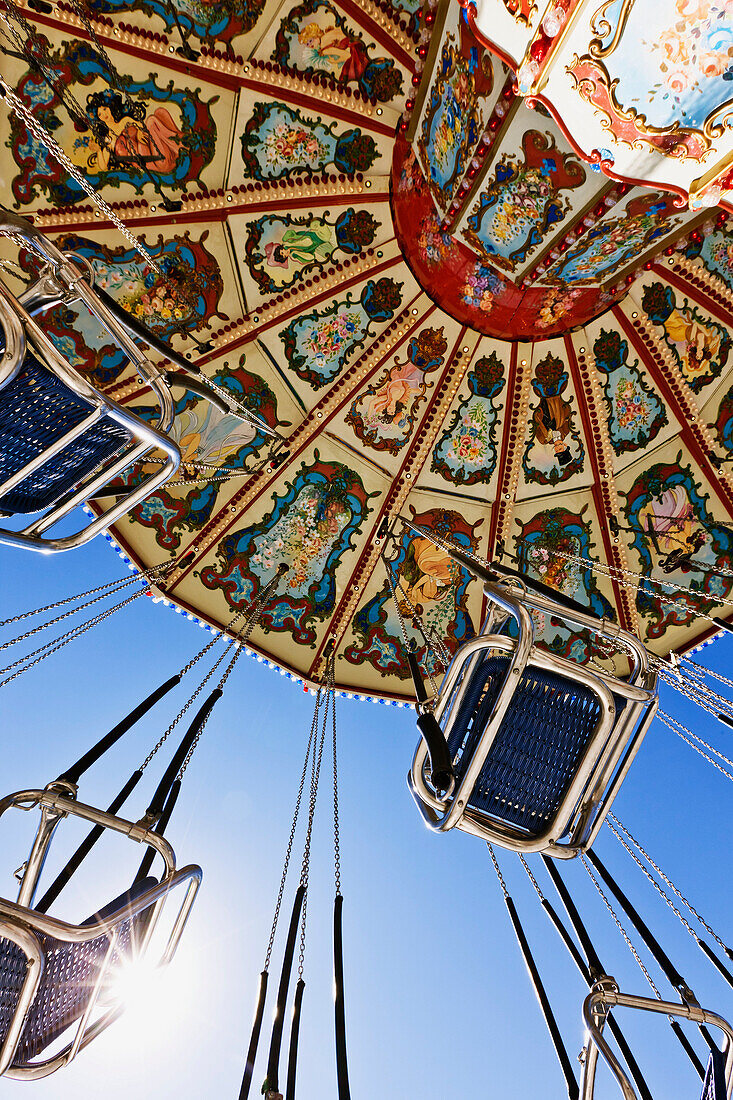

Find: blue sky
<box><xmin>1</xmin><ymin>536</ymin><xmax>732</xmax><ymax>1099</ymax></box>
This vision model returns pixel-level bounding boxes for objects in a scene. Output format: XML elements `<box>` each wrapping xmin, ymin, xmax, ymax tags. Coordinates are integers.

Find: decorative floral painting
<box><xmin>461</xmin><ymin>261</ymin><xmax>505</xmax><ymax>313</ymax></box>
<box><xmin>279</xmin><ymin>277</ymin><xmax>402</xmax><ymax>389</ymax></box>
<box><xmin>346</xmin><ymin>327</ymin><xmax>449</xmax><ymax>454</ymax></box>
<box><xmin>418</xmin><ymin>28</ymin><xmax>493</xmax><ymax>209</ymax></box>
<box><xmin>345</xmin><ymin>507</ymin><xmax>479</xmax><ymax>677</ymax></box>
<box><xmin>431</xmin><ymin>352</ymin><xmax>506</xmax><ymax>485</ymax></box>
<box><xmin>9</xmin><ymin>40</ymin><xmax>216</xmax><ymax>207</ymax></box>
<box><xmin>200</xmin><ymin>453</ymin><xmax>376</xmax><ymax>644</ymax></box>
<box><xmin>568</xmin><ymin>0</ymin><xmax>733</xmax><ymax>161</ymax></box>
<box><xmin>18</xmin><ymin>230</ymin><xmax>224</xmax><ymax>388</ymax></box>
<box><xmin>416</xmin><ymin>213</ymin><xmax>454</xmax><ymax>267</ymax></box>
<box><xmin>124</xmin><ymin>358</ymin><xmax>282</xmax><ymax>549</ymax></box>
<box><xmin>641</xmin><ymin>282</ymin><xmax>731</xmax><ymax>393</ymax></box>
<box><xmin>623</xmin><ymin>457</ymin><xmax>733</xmax><ymax>640</ymax></box>
<box><xmin>240</xmin><ymin>101</ymin><xmax>378</xmax><ymax>179</ymax></box>
<box><xmin>513</xmin><ymin>507</ymin><xmax>615</xmax><ymax>663</ymax></box>
<box><xmin>544</xmin><ymin>194</ymin><xmax>684</xmax><ymax>285</ymax></box>
<box><xmin>464</xmin><ymin>130</ymin><xmax>585</xmax><ymax>272</ymax></box>
<box><xmin>244</xmin><ymin>208</ymin><xmax>378</xmax><ymax>293</ymax></box>
<box><xmin>522</xmin><ymin>352</ymin><xmax>584</xmax><ymax>485</ymax></box>
<box><xmin>88</xmin><ymin>0</ymin><xmax>265</xmax><ymax>43</ymax></box>
<box><xmin>272</xmin><ymin>0</ymin><xmax>403</xmax><ymax>102</ymax></box>
<box><xmin>592</xmin><ymin>328</ymin><xmax>667</xmax><ymax>453</ymax></box>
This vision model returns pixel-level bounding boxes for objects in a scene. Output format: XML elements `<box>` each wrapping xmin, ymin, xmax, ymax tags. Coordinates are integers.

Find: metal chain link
<box><xmin>580</xmin><ymin>853</ymin><xmax>663</xmax><ymax>1001</ymax></box>
<box><xmin>658</xmin><ymin>709</ymin><xmax>733</xmax><ymax>782</ymax></box>
<box><xmin>520</xmin><ymin>539</ymin><xmax>733</xmax><ymax>603</ymax></box>
<box><xmin>0</xmin><ymin>2</ymin><xmax>91</xmax><ymax>127</ymax></box>
<box><xmin>487</xmin><ymin>842</ymin><xmax>509</xmax><ymax>900</ymax></box>
<box><xmin>658</xmin><ymin>669</ymin><xmax>733</xmax><ymax>722</ymax></box>
<box><xmin>297</xmin><ymin>682</ymin><xmax>329</xmax><ymax>979</ymax></box>
<box><xmin>330</xmin><ymin>654</ymin><xmax>342</xmax><ymax>897</ymax></box>
<box><xmin>0</xmin><ymin>255</ymin><xmax>29</xmax><ymax>283</ymax></box>
<box><xmin>0</xmin><ymin>76</ymin><xmax>162</xmax><ymax>272</ymax></box>
<box><xmin>608</xmin><ymin>814</ymin><xmax>732</xmax><ymax>956</ymax></box>
<box><xmin>0</xmin><ymin>569</ymin><xmax>145</xmax><ymax>653</ymax></box>
<box><xmin>0</xmin><ymin>582</ymin><xmax>148</xmax><ymax>687</ymax></box>
<box><xmin>519</xmin><ymin>853</ymin><xmax>545</xmax><ymax>902</ymax></box>
<box><xmin>606</xmin><ymin>819</ymin><xmax>700</xmax><ymax>946</ymax></box>
<box><xmin>679</xmin><ymin>655</ymin><xmax>733</xmax><ymax>694</ymax></box>
<box><xmin>263</xmin><ymin>691</ymin><xmax>321</xmax><ymax>972</ymax></box>
<box><xmin>0</xmin><ymin>566</ymin><xmax>160</xmax><ymax>630</ymax></box>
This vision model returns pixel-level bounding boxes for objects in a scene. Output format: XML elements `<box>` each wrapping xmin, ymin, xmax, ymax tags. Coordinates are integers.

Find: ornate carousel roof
<box><xmin>1</xmin><ymin>0</ymin><xmax>733</xmax><ymax>700</ymax></box>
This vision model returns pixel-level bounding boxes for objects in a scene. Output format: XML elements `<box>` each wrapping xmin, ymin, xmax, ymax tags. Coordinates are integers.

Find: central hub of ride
<box><xmin>390</xmin><ymin>134</ymin><xmax>627</xmax><ymax>342</ymax></box>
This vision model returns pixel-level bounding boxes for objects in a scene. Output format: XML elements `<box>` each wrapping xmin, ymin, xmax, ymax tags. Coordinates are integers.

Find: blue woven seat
<box><xmin>0</xmin><ymin>344</ymin><xmax>131</xmax><ymax>515</ymax></box>
<box><xmin>701</xmin><ymin>1050</ymin><xmax>727</xmax><ymax>1100</ymax></box>
<box><xmin>446</xmin><ymin>655</ymin><xmax>605</xmax><ymax>835</ymax></box>
<box><xmin>0</xmin><ymin>878</ymin><xmax>156</xmax><ymax>1066</ymax></box>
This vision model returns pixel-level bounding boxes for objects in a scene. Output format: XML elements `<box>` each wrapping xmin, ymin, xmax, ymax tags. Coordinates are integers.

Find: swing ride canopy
<box><xmin>2</xmin><ymin>0</ymin><xmax>733</xmax><ymax>701</ymax></box>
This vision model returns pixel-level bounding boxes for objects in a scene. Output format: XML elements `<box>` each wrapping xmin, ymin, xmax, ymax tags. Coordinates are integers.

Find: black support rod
<box><xmin>36</xmin><ymin>767</ymin><xmax>143</xmax><ymax>914</ymax></box>
<box><xmin>285</xmin><ymin>979</ymin><xmax>305</xmax><ymax>1100</ymax></box>
<box><xmin>145</xmin><ymin>688</ymin><xmax>222</xmax><ymax>821</ymax></box>
<box><xmin>238</xmin><ymin>971</ymin><xmax>269</xmax><ymax>1100</ymax></box>
<box><xmin>542</xmin><ymin>859</ymin><xmax>653</xmax><ymax>1100</ymax></box>
<box><xmin>265</xmin><ymin>884</ymin><xmax>306</xmax><ymax>1096</ymax></box>
<box><xmin>504</xmin><ymin>893</ymin><xmax>579</xmax><ymax>1100</ymax></box>
<box><xmin>586</xmin><ymin>852</ymin><xmax>687</xmax><ymax>994</ymax></box>
<box><xmin>334</xmin><ymin>894</ymin><xmax>352</xmax><ymax>1100</ymax></box>
<box><xmin>58</xmin><ymin>674</ymin><xmax>181</xmax><ymax>786</ymax></box>
<box><xmin>587</xmin><ymin>852</ymin><xmax>706</xmax><ymax>1080</ymax></box>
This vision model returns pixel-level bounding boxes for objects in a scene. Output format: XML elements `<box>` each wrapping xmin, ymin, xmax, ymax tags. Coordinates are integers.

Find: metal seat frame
<box><xmin>408</xmin><ymin>579</ymin><xmax>658</xmax><ymax>858</ymax></box>
<box><xmin>0</xmin><ymin>784</ymin><xmax>201</xmax><ymax>1080</ymax></box>
<box><xmin>0</xmin><ymin>209</ymin><xmax>181</xmax><ymax>552</ymax></box>
<box><xmin>581</xmin><ymin>978</ymin><xmax>733</xmax><ymax>1100</ymax></box>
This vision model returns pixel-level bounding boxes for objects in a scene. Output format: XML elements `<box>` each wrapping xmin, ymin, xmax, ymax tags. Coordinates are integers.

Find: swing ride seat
<box><xmin>581</xmin><ymin>983</ymin><xmax>733</xmax><ymax>1100</ymax></box>
<box><xmin>0</xmin><ymin>786</ymin><xmax>202</xmax><ymax>1080</ymax></box>
<box><xmin>0</xmin><ymin>208</ymin><xmax>181</xmax><ymax>552</ymax></box>
<box><xmin>0</xmin><ymin>875</ymin><xmax>157</xmax><ymax>1065</ymax></box>
<box><xmin>409</xmin><ymin>578</ymin><xmax>658</xmax><ymax>858</ymax></box>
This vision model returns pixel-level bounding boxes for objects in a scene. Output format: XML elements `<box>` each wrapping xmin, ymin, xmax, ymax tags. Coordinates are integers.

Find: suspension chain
<box><xmin>580</xmin><ymin>853</ymin><xmax>663</xmax><ymax>1001</ymax></box>
<box><xmin>657</xmin><ymin>709</ymin><xmax>733</xmax><ymax>783</ymax></box>
<box><xmin>487</xmin><ymin>843</ymin><xmax>509</xmax><ymax>900</ymax></box>
<box><xmin>297</xmin><ymin>679</ymin><xmax>329</xmax><ymax>980</ymax></box>
<box><xmin>520</xmin><ymin>540</ymin><xmax>733</xmax><ymax>607</ymax></box>
<box><xmin>606</xmin><ymin>819</ymin><xmax>700</xmax><ymax>946</ymax></box>
<box><xmin>384</xmin><ymin>556</ymin><xmax>440</xmax><ymax>700</ymax></box>
<box><xmin>608</xmin><ymin>815</ymin><xmax>731</xmax><ymax>956</ymax></box>
<box><xmin>263</xmin><ymin>691</ymin><xmax>321</xmax><ymax>972</ymax></box>
<box><xmin>0</xmin><ymin>581</ymin><xmax>148</xmax><ymax>687</ymax></box>
<box><xmin>330</xmin><ymin>654</ymin><xmax>341</xmax><ymax>898</ymax></box>
<box><xmin>519</xmin><ymin>853</ymin><xmax>545</xmax><ymax>902</ymax></box>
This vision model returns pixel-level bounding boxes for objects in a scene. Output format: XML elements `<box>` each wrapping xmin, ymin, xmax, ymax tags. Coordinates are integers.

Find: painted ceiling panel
<box><xmin>0</xmin><ymin>0</ymin><xmax>731</xmax><ymax>699</ymax></box>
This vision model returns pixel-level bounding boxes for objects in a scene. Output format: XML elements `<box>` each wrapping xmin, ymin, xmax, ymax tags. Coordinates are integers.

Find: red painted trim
<box><xmin>564</xmin><ymin>336</ymin><xmax>633</xmax><ymax>631</ymax></box>
<box><xmin>461</xmin><ymin>1</ymin><xmax>519</xmax><ymax>71</ymax></box>
<box><xmin>615</xmin><ymin>307</ymin><xmax>733</xmax><ymax>524</ymax></box>
<box><xmin>305</xmin><ymin>325</ymin><xmax>470</xmax><ymax>677</ymax></box>
<box><xmin>165</xmin><ymin>305</ymin><xmax>437</xmax><ymax>592</ymax></box>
